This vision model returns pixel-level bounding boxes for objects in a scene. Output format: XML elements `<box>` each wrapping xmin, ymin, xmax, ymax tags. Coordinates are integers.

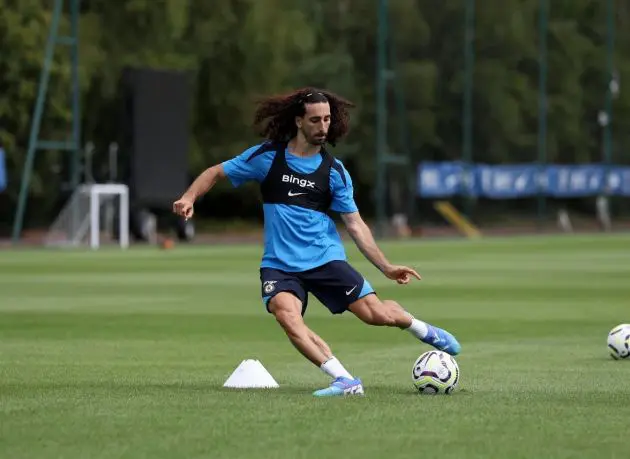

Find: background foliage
<box><xmin>1</xmin><ymin>0</ymin><xmax>629</xmax><ymax>229</ymax></box>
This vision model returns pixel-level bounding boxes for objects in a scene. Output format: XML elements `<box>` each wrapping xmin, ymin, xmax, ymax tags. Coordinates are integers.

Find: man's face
<box><xmin>297</xmin><ymin>102</ymin><xmax>331</xmax><ymax>146</ymax></box>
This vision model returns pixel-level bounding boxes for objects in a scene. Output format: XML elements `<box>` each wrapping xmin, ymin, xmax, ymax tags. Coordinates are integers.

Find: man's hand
<box><xmin>382</xmin><ymin>264</ymin><xmax>422</xmax><ymax>285</ymax></box>
<box><xmin>173</xmin><ymin>198</ymin><xmax>194</xmax><ymax>220</ymax></box>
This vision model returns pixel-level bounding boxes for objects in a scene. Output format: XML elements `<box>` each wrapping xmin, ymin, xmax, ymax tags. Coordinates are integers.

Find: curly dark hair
<box><xmin>253</xmin><ymin>87</ymin><xmax>355</xmax><ymax>146</ymax></box>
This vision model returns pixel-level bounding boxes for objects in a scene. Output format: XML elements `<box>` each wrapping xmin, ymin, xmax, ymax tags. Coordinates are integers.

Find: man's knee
<box><xmin>349</xmin><ymin>294</ymin><xmax>399</xmax><ymax>326</ymax></box>
<box><xmin>269</xmin><ymin>293</ymin><xmax>304</xmax><ymax>331</ymax></box>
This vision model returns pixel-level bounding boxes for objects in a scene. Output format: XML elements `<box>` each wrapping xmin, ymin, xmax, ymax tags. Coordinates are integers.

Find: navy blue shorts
<box><xmin>260</xmin><ymin>260</ymin><xmax>376</xmax><ymax>315</ymax></box>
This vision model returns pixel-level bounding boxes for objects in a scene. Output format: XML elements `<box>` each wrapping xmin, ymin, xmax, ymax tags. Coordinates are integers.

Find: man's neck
<box><xmin>287</xmin><ymin>138</ymin><xmax>321</xmax><ymax>158</ymax></box>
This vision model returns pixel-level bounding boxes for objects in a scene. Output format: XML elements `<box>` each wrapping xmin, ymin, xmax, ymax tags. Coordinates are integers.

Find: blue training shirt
<box><xmin>222</xmin><ymin>144</ymin><xmax>358</xmax><ymax>272</ymax></box>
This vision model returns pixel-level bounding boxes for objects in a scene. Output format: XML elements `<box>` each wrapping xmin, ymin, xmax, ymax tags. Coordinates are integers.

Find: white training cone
<box><xmin>223</xmin><ymin>359</ymin><xmax>279</xmax><ymax>389</ymax></box>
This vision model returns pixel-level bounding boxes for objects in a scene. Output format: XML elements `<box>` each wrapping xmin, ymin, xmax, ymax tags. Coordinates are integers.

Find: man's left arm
<box><xmin>340</xmin><ymin>211</ymin><xmax>390</xmax><ymax>273</ymax></box>
<box><xmin>341</xmin><ymin>212</ymin><xmax>421</xmax><ymax>285</ymax></box>
<box><xmin>330</xmin><ymin>160</ymin><xmax>420</xmax><ymax>285</ymax></box>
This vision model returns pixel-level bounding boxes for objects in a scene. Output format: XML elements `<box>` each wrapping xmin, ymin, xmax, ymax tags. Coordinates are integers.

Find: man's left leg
<box><xmin>348</xmin><ymin>294</ymin><xmax>461</xmax><ymax>356</ymax></box>
<box><xmin>304</xmin><ymin>261</ymin><xmax>461</xmax><ymax>356</ymax></box>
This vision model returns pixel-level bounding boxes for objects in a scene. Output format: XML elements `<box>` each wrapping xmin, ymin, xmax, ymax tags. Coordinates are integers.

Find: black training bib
<box><xmin>248</xmin><ymin>142</ymin><xmax>334</xmax><ymax>213</ymax></box>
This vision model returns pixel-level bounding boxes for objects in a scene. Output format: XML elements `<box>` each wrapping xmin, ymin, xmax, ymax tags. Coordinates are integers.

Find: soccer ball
<box><xmin>607</xmin><ymin>324</ymin><xmax>630</xmax><ymax>360</ymax></box>
<box><xmin>412</xmin><ymin>350</ymin><xmax>460</xmax><ymax>394</ymax></box>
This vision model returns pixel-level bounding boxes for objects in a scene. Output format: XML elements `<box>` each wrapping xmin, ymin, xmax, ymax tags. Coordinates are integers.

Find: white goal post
<box><xmin>44</xmin><ymin>183</ymin><xmax>130</xmax><ymax>249</ymax></box>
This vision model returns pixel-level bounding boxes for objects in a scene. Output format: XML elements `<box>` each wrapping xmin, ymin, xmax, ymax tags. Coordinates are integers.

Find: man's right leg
<box><xmin>267</xmin><ymin>292</ymin><xmax>363</xmax><ymax>396</ymax></box>
<box><xmin>267</xmin><ymin>292</ymin><xmax>330</xmax><ymax>366</ymax></box>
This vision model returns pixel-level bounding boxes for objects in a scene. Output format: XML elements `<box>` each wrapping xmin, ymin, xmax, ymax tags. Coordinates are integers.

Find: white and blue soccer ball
<box><xmin>607</xmin><ymin>324</ymin><xmax>630</xmax><ymax>360</ymax></box>
<box><xmin>412</xmin><ymin>350</ymin><xmax>460</xmax><ymax>394</ymax></box>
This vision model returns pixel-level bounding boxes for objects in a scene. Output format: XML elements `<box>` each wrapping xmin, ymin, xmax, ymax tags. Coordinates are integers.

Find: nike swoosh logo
<box><xmin>345</xmin><ymin>285</ymin><xmax>357</xmax><ymax>296</ymax></box>
<box><xmin>288</xmin><ymin>191</ymin><xmax>306</xmax><ymax>197</ymax></box>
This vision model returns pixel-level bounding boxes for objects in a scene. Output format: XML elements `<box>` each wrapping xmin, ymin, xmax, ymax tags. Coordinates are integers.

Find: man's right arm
<box><xmin>173</xmin><ymin>164</ymin><xmax>226</xmax><ymax>219</ymax></box>
<box><xmin>173</xmin><ymin>144</ymin><xmax>272</xmax><ymax>219</ymax></box>
<box><xmin>180</xmin><ymin>164</ymin><xmax>226</xmax><ymax>202</ymax></box>
<box><xmin>181</xmin><ymin>144</ymin><xmax>269</xmax><ymax>202</ymax></box>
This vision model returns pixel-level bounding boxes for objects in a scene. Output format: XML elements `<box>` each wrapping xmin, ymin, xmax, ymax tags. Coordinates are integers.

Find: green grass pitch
<box><xmin>1</xmin><ymin>234</ymin><xmax>629</xmax><ymax>459</ymax></box>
